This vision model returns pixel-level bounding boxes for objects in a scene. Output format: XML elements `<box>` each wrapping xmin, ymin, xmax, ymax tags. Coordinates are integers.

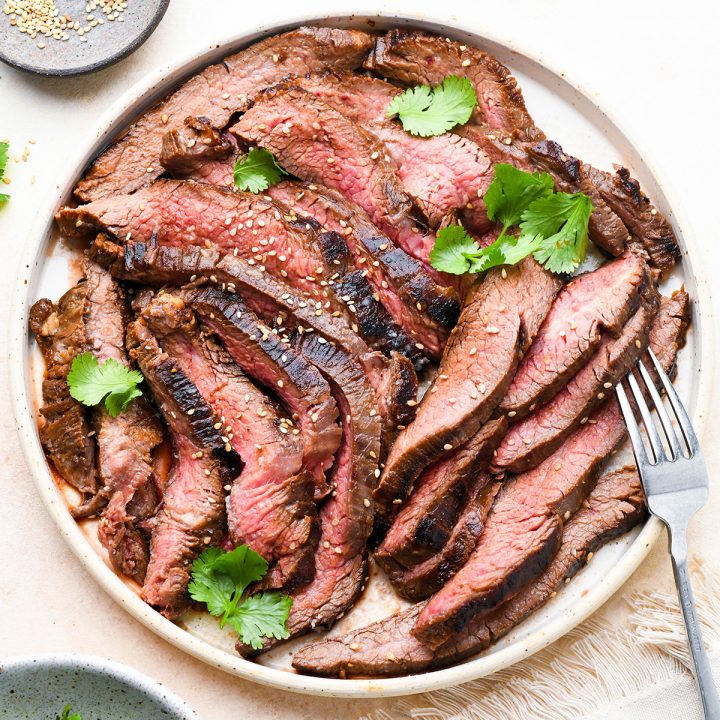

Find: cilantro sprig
<box><xmin>386</xmin><ymin>75</ymin><xmax>477</xmax><ymax>137</ymax></box>
<box><xmin>67</xmin><ymin>352</ymin><xmax>143</xmax><ymax>417</ymax></box>
<box><xmin>0</xmin><ymin>141</ymin><xmax>10</xmax><ymax>204</ymax></box>
<box><xmin>57</xmin><ymin>705</ymin><xmax>82</xmax><ymax>720</ymax></box>
<box><xmin>233</xmin><ymin>147</ymin><xmax>287</xmax><ymax>193</ymax></box>
<box><xmin>189</xmin><ymin>545</ymin><xmax>292</xmax><ymax>650</ymax></box>
<box><xmin>429</xmin><ymin>163</ymin><xmax>594</xmax><ymax>275</ymax></box>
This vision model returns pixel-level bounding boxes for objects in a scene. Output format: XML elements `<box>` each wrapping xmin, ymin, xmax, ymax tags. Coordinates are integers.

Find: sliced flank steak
<box><xmin>271</xmin><ymin>73</ymin><xmax>495</xmax><ymax>232</ymax></box>
<box><xmin>82</xmin><ymin>261</ymin><xmax>164</xmax><ymax>583</ymax></box>
<box><xmin>182</xmin><ymin>284</ymin><xmax>342</xmax><ymax>493</ymax></box>
<box><xmin>292</xmin><ymin>466</ymin><xmax>645</xmax><ymax>678</ymax></box>
<box><xmin>374</xmin><ymin>258</ymin><xmax>559</xmax><ymax>535</ymax></box>
<box><xmin>29</xmin><ymin>284</ymin><xmax>96</xmax><ymax>496</ymax></box>
<box><xmin>413</xmin><ymin>289</ymin><xmax>689</xmax><ymax>647</ymax></box>
<box><xmin>231</xmin><ymin>86</ymin><xmax>440</xmax><ymax>272</ymax></box>
<box><xmin>494</xmin><ymin>279</ymin><xmax>660</xmax><ymax>473</ymax></box>
<box><xmin>140</xmin><ymin>292</ymin><xmax>317</xmax><ymax>590</ymax></box>
<box><xmin>375</xmin><ymin>417</ymin><xmax>506</xmax><ymax>572</ymax></box>
<box><xmin>127</xmin><ymin>317</ymin><xmax>241</xmax><ymax>618</ymax></box>
<box><xmin>501</xmin><ymin>253</ymin><xmax>650</xmax><ymax>420</ymax></box>
<box><xmin>74</xmin><ymin>26</ymin><xmax>374</xmax><ymax>202</ymax></box>
<box><xmin>238</xmin><ymin>328</ymin><xmax>382</xmax><ymax>656</ymax></box>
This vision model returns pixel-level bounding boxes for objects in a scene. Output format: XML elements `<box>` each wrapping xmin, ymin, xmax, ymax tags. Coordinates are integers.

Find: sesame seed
<box><xmin>461</xmin><ymin>59</ymin><xmax>471</xmax><ymax>67</ymax></box>
<box><xmin>363</xmin><ymin>498</ymin><xmax>370</xmax><ymax>507</ymax></box>
<box><xmin>406</xmin><ymin>399</ymin><xmax>417</xmax><ymax>407</ymax></box>
<box><xmin>443</xmin><ymin>443</ymin><xmax>453</xmax><ymax>450</ymax></box>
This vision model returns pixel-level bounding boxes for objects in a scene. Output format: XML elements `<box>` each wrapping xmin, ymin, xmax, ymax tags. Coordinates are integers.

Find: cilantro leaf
<box><xmin>57</xmin><ymin>705</ymin><xmax>82</xmax><ymax>720</ymax></box>
<box><xmin>522</xmin><ymin>192</ymin><xmax>593</xmax><ymax>274</ymax></box>
<box><xmin>0</xmin><ymin>141</ymin><xmax>9</xmax><ymax>204</ymax></box>
<box><xmin>233</xmin><ymin>147</ymin><xmax>286</xmax><ymax>193</ymax></box>
<box><xmin>483</xmin><ymin>163</ymin><xmax>554</xmax><ymax>238</ymax></box>
<box><xmin>429</xmin><ymin>224</ymin><xmax>482</xmax><ymax>273</ymax></box>
<box><xmin>66</xmin><ymin>353</ymin><xmax>144</xmax><ymax>417</ymax></box>
<box><xmin>386</xmin><ymin>75</ymin><xmax>477</xmax><ymax>137</ymax></box>
<box><xmin>227</xmin><ymin>592</ymin><xmax>293</xmax><ymax>650</ymax></box>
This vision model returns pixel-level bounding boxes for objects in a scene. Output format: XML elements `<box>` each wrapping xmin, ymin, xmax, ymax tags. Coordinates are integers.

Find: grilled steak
<box><xmin>183</xmin><ymin>285</ymin><xmax>341</xmax><ymax>493</ymax></box>
<box><xmin>494</xmin><ymin>279</ymin><xmax>659</xmax><ymax>473</ymax></box>
<box><xmin>413</xmin><ymin>289</ymin><xmax>689</xmax><ymax>647</ymax></box>
<box><xmin>374</xmin><ymin>258</ymin><xmax>559</xmax><ymax>535</ymax></box>
<box><xmin>127</xmin><ymin>317</ymin><xmax>241</xmax><ymax>618</ymax></box>
<box><xmin>375</xmin><ymin>417</ymin><xmax>506</xmax><ymax>572</ymax></box>
<box><xmin>74</xmin><ymin>27</ymin><xmax>374</xmax><ymax>201</ymax></box>
<box><xmin>292</xmin><ymin>466</ymin><xmax>645</xmax><ymax>678</ymax></box>
<box><xmin>238</xmin><ymin>329</ymin><xmax>382</xmax><ymax>656</ymax></box>
<box><xmin>231</xmin><ymin>86</ymin><xmax>440</xmax><ymax>272</ymax></box>
<box><xmin>501</xmin><ymin>253</ymin><xmax>650</xmax><ymax>419</ymax></box>
<box><xmin>29</xmin><ymin>285</ymin><xmax>96</xmax><ymax>495</ymax></box>
<box><xmin>385</xmin><ymin>479</ymin><xmax>501</xmax><ymax>602</ymax></box>
<box><xmin>270</xmin><ymin>73</ymin><xmax>494</xmax><ymax>232</ymax></box>
<box><xmin>81</xmin><ymin>261</ymin><xmax>164</xmax><ymax>582</ymax></box>
<box><xmin>140</xmin><ymin>292</ymin><xmax>317</xmax><ymax>590</ymax></box>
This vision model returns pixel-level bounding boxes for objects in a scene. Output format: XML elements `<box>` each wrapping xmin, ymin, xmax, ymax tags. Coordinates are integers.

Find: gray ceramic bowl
<box><xmin>0</xmin><ymin>655</ymin><xmax>199</xmax><ymax>720</ymax></box>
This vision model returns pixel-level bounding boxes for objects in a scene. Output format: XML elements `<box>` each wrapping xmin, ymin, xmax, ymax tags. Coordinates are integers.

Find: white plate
<box><xmin>9</xmin><ymin>10</ymin><xmax>713</xmax><ymax>699</ymax></box>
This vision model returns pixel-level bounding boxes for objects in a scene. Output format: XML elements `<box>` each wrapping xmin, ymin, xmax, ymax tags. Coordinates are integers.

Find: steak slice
<box><xmin>237</xmin><ymin>330</ymin><xmax>381</xmax><ymax>656</ymax></box>
<box><xmin>501</xmin><ymin>253</ymin><xmax>649</xmax><ymax>419</ymax></box>
<box><xmin>82</xmin><ymin>260</ymin><xmax>164</xmax><ymax>582</ymax></box>
<box><xmin>29</xmin><ymin>285</ymin><xmax>96</xmax><ymax>495</ymax></box>
<box><xmin>375</xmin><ymin>417</ymin><xmax>506</xmax><ymax>572</ymax></box>
<box><xmin>272</xmin><ymin>73</ymin><xmax>494</xmax><ymax>232</ymax></box>
<box><xmin>494</xmin><ymin>280</ymin><xmax>659</xmax><ymax>473</ymax></box>
<box><xmin>413</xmin><ymin>289</ymin><xmax>689</xmax><ymax>647</ymax></box>
<box><xmin>183</xmin><ymin>285</ymin><xmax>341</xmax><ymax>493</ymax></box>
<box><xmin>292</xmin><ymin>466</ymin><xmax>645</xmax><ymax>678</ymax></box>
<box><xmin>374</xmin><ymin>258</ymin><xmax>559</xmax><ymax>535</ymax></box>
<box><xmin>140</xmin><ymin>292</ymin><xmax>317</xmax><ymax>590</ymax></box>
<box><xmin>58</xmin><ymin>180</ymin><xmax>338</xmax><ymax>307</ymax></box>
<box><xmin>127</xmin><ymin>317</ymin><xmax>241</xmax><ymax>618</ymax></box>
<box><xmin>231</xmin><ymin>86</ymin><xmax>440</xmax><ymax>272</ymax></box>
<box><xmin>74</xmin><ymin>27</ymin><xmax>373</xmax><ymax>201</ymax></box>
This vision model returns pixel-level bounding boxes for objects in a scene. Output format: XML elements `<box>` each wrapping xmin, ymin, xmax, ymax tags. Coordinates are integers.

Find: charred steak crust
<box><xmin>74</xmin><ymin>27</ymin><xmax>374</xmax><ymax>202</ymax></box>
<box><xmin>292</xmin><ymin>466</ymin><xmax>645</xmax><ymax>678</ymax></box>
<box><xmin>182</xmin><ymin>284</ymin><xmax>342</xmax><ymax>492</ymax></box>
<box><xmin>374</xmin><ymin>258</ymin><xmax>559</xmax><ymax>536</ymax></box>
<box><xmin>140</xmin><ymin>292</ymin><xmax>318</xmax><ymax>591</ymax></box>
<box><xmin>29</xmin><ymin>285</ymin><xmax>96</xmax><ymax>495</ymax></box>
<box><xmin>127</xmin><ymin>318</ymin><xmax>241</xmax><ymax>618</ymax></box>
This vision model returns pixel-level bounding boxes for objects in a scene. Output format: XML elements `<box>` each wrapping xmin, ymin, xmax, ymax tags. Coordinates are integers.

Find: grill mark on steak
<box><xmin>494</xmin><ymin>280</ymin><xmax>660</xmax><ymax>473</ymax></box>
<box><xmin>81</xmin><ymin>260</ymin><xmax>164</xmax><ymax>582</ymax></box>
<box><xmin>74</xmin><ymin>27</ymin><xmax>374</xmax><ymax>202</ymax></box>
<box><xmin>501</xmin><ymin>253</ymin><xmax>649</xmax><ymax>419</ymax></box>
<box><xmin>269</xmin><ymin>73</ymin><xmax>495</xmax><ymax>233</ymax></box>
<box><xmin>182</xmin><ymin>285</ymin><xmax>342</xmax><ymax>495</ymax></box>
<box><xmin>231</xmin><ymin>86</ymin><xmax>442</xmax><ymax>274</ymax></box>
<box><xmin>29</xmin><ymin>285</ymin><xmax>96</xmax><ymax>495</ymax></box>
<box><xmin>292</xmin><ymin>466</ymin><xmax>645</xmax><ymax>678</ymax></box>
<box><xmin>385</xmin><ymin>479</ymin><xmax>501</xmax><ymax>602</ymax></box>
<box><xmin>237</xmin><ymin>330</ymin><xmax>381</xmax><ymax>656</ymax></box>
<box><xmin>375</xmin><ymin>417</ymin><xmax>506</xmax><ymax>572</ymax></box>
<box><xmin>140</xmin><ymin>292</ymin><xmax>317</xmax><ymax>591</ymax></box>
<box><xmin>413</xmin><ymin>289</ymin><xmax>689</xmax><ymax>647</ymax></box>
<box><xmin>374</xmin><ymin>258</ymin><xmax>559</xmax><ymax>536</ymax></box>
<box><xmin>127</xmin><ymin>317</ymin><xmax>241</xmax><ymax>618</ymax></box>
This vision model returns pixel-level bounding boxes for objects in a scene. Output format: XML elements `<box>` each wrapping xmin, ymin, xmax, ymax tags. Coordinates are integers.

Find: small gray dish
<box><xmin>0</xmin><ymin>0</ymin><xmax>169</xmax><ymax>77</ymax></box>
<box><xmin>0</xmin><ymin>654</ymin><xmax>199</xmax><ymax>719</ymax></box>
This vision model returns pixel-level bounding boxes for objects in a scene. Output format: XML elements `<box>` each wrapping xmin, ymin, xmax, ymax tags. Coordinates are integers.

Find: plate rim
<box><xmin>8</xmin><ymin>8</ymin><xmax>714</xmax><ymax>698</ymax></box>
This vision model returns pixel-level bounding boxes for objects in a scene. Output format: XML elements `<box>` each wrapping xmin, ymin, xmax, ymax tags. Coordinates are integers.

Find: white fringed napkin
<box><xmin>365</xmin><ymin>560</ymin><xmax>720</xmax><ymax>720</ymax></box>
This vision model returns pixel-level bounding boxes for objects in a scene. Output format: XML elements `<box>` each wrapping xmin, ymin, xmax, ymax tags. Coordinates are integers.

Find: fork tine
<box><xmin>636</xmin><ymin>359</ymin><xmax>683</xmax><ymax>460</ymax></box>
<box><xmin>615</xmin><ymin>382</ymin><xmax>651</xmax><ymax>467</ymax></box>
<box><xmin>647</xmin><ymin>349</ymin><xmax>699</xmax><ymax>456</ymax></box>
<box><xmin>626</xmin><ymin>371</ymin><xmax>667</xmax><ymax>463</ymax></box>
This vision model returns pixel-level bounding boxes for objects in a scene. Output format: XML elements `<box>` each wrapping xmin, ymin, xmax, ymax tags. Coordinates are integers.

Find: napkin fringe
<box><xmin>365</xmin><ymin>558</ymin><xmax>719</xmax><ymax>720</ymax></box>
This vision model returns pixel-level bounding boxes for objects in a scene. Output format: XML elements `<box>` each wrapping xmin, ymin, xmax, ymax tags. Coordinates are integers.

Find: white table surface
<box><xmin>1</xmin><ymin>1</ymin><xmax>719</xmax><ymax>718</ymax></box>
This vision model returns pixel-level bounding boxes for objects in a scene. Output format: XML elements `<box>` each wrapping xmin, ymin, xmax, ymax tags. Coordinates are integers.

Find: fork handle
<box><xmin>670</xmin><ymin>532</ymin><xmax>720</xmax><ymax>719</ymax></box>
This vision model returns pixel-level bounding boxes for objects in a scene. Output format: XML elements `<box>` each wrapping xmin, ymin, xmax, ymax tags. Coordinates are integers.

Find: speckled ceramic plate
<box><xmin>0</xmin><ymin>654</ymin><xmax>198</xmax><ymax>719</ymax></box>
<box><xmin>9</xmin><ymin>9</ymin><xmax>713</xmax><ymax>699</ymax></box>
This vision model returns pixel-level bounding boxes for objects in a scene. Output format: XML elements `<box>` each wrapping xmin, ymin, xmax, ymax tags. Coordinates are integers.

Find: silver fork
<box><xmin>616</xmin><ymin>348</ymin><xmax>720</xmax><ymax>719</ymax></box>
